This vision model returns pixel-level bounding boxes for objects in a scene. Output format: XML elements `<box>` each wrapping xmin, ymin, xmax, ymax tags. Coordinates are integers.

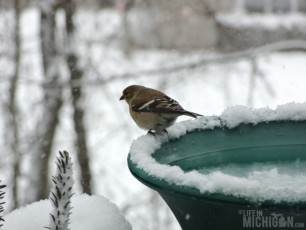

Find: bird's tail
<box><xmin>183</xmin><ymin>110</ymin><xmax>203</xmax><ymax>118</ymax></box>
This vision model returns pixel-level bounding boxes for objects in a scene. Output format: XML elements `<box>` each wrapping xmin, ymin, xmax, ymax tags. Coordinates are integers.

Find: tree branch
<box><xmin>2</xmin><ymin>39</ymin><xmax>306</xmax><ymax>88</ymax></box>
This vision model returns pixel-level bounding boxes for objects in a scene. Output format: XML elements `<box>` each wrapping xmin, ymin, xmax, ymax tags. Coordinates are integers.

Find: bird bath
<box><xmin>127</xmin><ymin>104</ymin><xmax>306</xmax><ymax>229</ymax></box>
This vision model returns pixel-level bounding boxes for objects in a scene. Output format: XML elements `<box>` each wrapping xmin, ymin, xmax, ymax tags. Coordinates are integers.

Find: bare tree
<box><xmin>120</xmin><ymin>0</ymin><xmax>135</xmax><ymax>57</ymax></box>
<box><xmin>28</xmin><ymin>0</ymin><xmax>63</xmax><ymax>202</ymax></box>
<box><xmin>10</xmin><ymin>0</ymin><xmax>21</xmax><ymax>209</ymax></box>
<box><xmin>3</xmin><ymin>0</ymin><xmax>21</xmax><ymax>209</ymax></box>
<box><xmin>64</xmin><ymin>0</ymin><xmax>92</xmax><ymax>194</ymax></box>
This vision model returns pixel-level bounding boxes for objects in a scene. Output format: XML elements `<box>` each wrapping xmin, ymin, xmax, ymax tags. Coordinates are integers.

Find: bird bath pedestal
<box><xmin>128</xmin><ymin>106</ymin><xmax>306</xmax><ymax>230</ymax></box>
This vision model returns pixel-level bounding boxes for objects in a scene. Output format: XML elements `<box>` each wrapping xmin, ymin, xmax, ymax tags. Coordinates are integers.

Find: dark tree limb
<box><xmin>64</xmin><ymin>0</ymin><xmax>92</xmax><ymax>195</ymax></box>
<box><xmin>29</xmin><ymin>0</ymin><xmax>63</xmax><ymax>202</ymax></box>
<box><xmin>7</xmin><ymin>39</ymin><xmax>306</xmax><ymax>88</ymax></box>
<box><xmin>3</xmin><ymin>0</ymin><xmax>22</xmax><ymax>209</ymax></box>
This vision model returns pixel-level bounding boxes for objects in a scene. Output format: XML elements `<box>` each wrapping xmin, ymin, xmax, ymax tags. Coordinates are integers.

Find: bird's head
<box><xmin>120</xmin><ymin>85</ymin><xmax>144</xmax><ymax>103</ymax></box>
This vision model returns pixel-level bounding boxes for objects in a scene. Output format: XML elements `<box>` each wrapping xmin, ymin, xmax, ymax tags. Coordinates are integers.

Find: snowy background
<box><xmin>1</xmin><ymin>0</ymin><xmax>306</xmax><ymax>229</ymax></box>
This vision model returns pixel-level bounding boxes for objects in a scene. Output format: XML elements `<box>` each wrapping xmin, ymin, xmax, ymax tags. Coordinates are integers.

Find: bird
<box><xmin>119</xmin><ymin>85</ymin><xmax>202</xmax><ymax>135</ymax></box>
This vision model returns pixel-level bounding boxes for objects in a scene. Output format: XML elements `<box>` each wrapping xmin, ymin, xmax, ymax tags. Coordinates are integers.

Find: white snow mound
<box><xmin>4</xmin><ymin>194</ymin><xmax>132</xmax><ymax>230</ymax></box>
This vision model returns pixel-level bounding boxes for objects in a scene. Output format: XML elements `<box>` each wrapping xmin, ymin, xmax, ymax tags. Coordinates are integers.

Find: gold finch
<box><xmin>120</xmin><ymin>85</ymin><xmax>202</xmax><ymax>135</ymax></box>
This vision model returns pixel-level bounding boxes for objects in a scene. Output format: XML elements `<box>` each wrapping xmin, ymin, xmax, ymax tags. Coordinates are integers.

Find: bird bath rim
<box><xmin>127</xmin><ymin>103</ymin><xmax>306</xmax><ymax>206</ymax></box>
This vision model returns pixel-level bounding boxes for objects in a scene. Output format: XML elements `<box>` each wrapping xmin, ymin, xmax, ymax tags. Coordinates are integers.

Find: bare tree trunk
<box><xmin>11</xmin><ymin>0</ymin><xmax>21</xmax><ymax>209</ymax></box>
<box><xmin>121</xmin><ymin>0</ymin><xmax>134</xmax><ymax>57</ymax></box>
<box><xmin>28</xmin><ymin>0</ymin><xmax>63</xmax><ymax>202</ymax></box>
<box><xmin>64</xmin><ymin>0</ymin><xmax>92</xmax><ymax>194</ymax></box>
<box><xmin>3</xmin><ymin>0</ymin><xmax>21</xmax><ymax>209</ymax></box>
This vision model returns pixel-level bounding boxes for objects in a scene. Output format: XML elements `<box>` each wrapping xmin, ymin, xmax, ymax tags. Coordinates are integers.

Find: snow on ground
<box><xmin>217</xmin><ymin>13</ymin><xmax>306</xmax><ymax>29</ymax></box>
<box><xmin>4</xmin><ymin>194</ymin><xmax>132</xmax><ymax>230</ymax></box>
<box><xmin>130</xmin><ymin>103</ymin><xmax>306</xmax><ymax>203</ymax></box>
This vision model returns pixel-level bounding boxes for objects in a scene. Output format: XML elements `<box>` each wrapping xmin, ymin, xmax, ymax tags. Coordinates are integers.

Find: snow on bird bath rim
<box><xmin>129</xmin><ymin>102</ymin><xmax>306</xmax><ymax>203</ymax></box>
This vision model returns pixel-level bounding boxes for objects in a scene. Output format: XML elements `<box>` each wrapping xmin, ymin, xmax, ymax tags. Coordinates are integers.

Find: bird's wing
<box><xmin>131</xmin><ymin>96</ymin><xmax>185</xmax><ymax>114</ymax></box>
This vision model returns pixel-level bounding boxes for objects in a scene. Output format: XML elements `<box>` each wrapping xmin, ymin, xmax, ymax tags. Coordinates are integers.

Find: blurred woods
<box><xmin>1</xmin><ymin>0</ymin><xmax>306</xmax><ymax>229</ymax></box>
<box><xmin>1</xmin><ymin>0</ymin><xmax>91</xmax><ymax>205</ymax></box>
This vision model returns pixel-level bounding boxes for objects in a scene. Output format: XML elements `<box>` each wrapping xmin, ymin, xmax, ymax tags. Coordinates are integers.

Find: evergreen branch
<box><xmin>0</xmin><ymin>181</ymin><xmax>6</xmax><ymax>229</ymax></box>
<box><xmin>48</xmin><ymin>151</ymin><xmax>74</xmax><ymax>230</ymax></box>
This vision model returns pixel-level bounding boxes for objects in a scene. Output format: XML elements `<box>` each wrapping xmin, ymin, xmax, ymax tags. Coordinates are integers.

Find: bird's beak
<box><xmin>119</xmin><ymin>95</ymin><xmax>124</xmax><ymax>100</ymax></box>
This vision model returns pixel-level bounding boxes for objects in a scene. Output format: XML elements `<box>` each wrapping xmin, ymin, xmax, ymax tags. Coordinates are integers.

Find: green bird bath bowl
<box><xmin>128</xmin><ymin>114</ymin><xmax>306</xmax><ymax>229</ymax></box>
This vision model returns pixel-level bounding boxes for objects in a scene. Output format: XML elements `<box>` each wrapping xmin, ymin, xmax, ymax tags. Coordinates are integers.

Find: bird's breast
<box><xmin>129</xmin><ymin>109</ymin><xmax>177</xmax><ymax>131</ymax></box>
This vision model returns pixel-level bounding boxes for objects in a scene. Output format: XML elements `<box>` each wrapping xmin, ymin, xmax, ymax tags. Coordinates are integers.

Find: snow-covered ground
<box><xmin>217</xmin><ymin>13</ymin><xmax>306</xmax><ymax>29</ymax></box>
<box><xmin>4</xmin><ymin>194</ymin><xmax>132</xmax><ymax>230</ymax></box>
<box><xmin>1</xmin><ymin>8</ymin><xmax>306</xmax><ymax>230</ymax></box>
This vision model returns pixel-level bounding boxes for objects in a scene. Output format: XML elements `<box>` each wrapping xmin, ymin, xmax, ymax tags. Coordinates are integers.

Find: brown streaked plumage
<box><xmin>120</xmin><ymin>85</ymin><xmax>202</xmax><ymax>135</ymax></box>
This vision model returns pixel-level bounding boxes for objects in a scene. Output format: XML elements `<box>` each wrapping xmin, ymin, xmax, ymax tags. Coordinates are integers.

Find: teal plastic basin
<box><xmin>128</xmin><ymin>120</ymin><xmax>306</xmax><ymax>230</ymax></box>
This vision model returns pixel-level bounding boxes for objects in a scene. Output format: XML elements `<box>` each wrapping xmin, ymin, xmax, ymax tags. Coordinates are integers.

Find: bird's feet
<box><xmin>147</xmin><ymin>129</ymin><xmax>168</xmax><ymax>136</ymax></box>
<box><xmin>161</xmin><ymin>129</ymin><xmax>168</xmax><ymax>134</ymax></box>
<box><xmin>148</xmin><ymin>130</ymin><xmax>155</xmax><ymax>136</ymax></box>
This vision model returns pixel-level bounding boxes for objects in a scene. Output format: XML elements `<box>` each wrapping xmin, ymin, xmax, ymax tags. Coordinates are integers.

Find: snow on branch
<box><xmin>47</xmin><ymin>151</ymin><xmax>74</xmax><ymax>230</ymax></box>
<box><xmin>4</xmin><ymin>39</ymin><xmax>306</xmax><ymax>88</ymax></box>
<box><xmin>0</xmin><ymin>181</ymin><xmax>6</xmax><ymax>229</ymax></box>
<box><xmin>100</xmin><ymin>39</ymin><xmax>306</xmax><ymax>83</ymax></box>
